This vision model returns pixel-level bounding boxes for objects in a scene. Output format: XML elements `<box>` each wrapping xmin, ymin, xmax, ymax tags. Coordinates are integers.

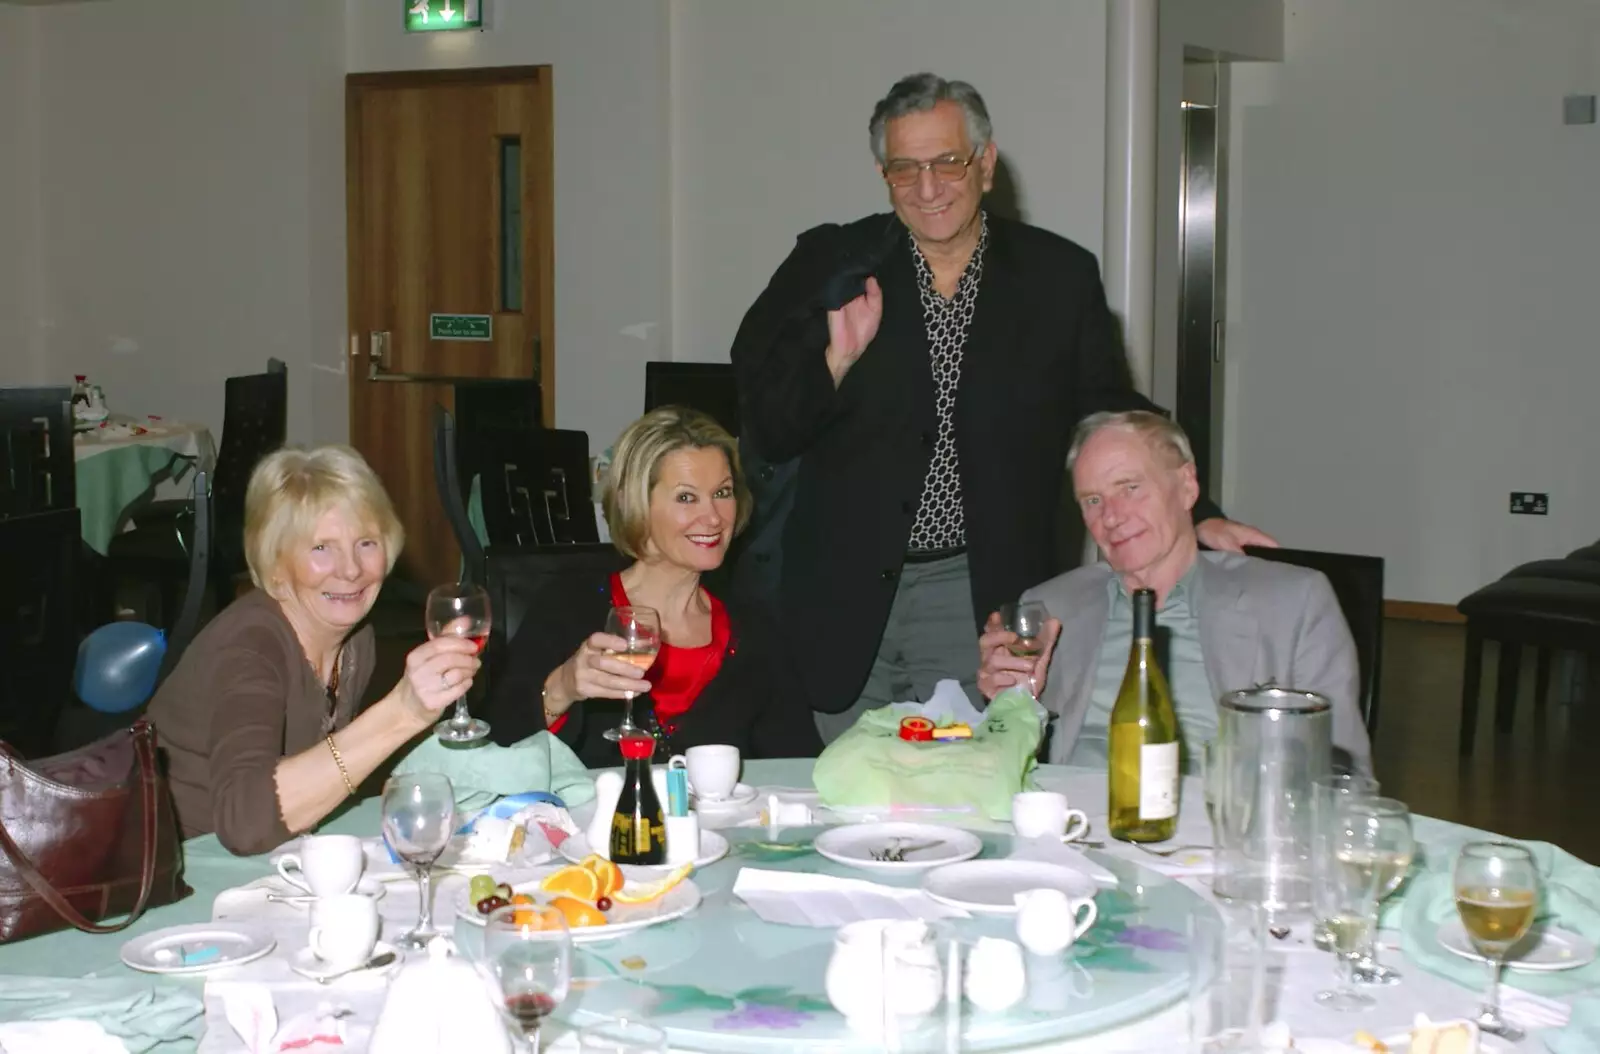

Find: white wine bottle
<box><xmin>1108</xmin><ymin>588</ymin><xmax>1179</xmax><ymax>842</ymax></box>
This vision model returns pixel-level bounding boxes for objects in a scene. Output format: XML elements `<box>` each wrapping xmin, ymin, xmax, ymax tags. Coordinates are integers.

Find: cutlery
<box><xmin>314</xmin><ymin>950</ymin><xmax>397</xmax><ymax>985</ymax></box>
<box><xmin>869</xmin><ymin>840</ymin><xmax>942</xmax><ymax>862</ymax></box>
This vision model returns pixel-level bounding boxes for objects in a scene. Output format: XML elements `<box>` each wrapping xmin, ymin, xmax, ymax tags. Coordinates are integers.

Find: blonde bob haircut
<box><xmin>243</xmin><ymin>445</ymin><xmax>405</xmax><ymax>593</ymax></box>
<box><xmin>602</xmin><ymin>406</ymin><xmax>751</xmax><ymax>561</ymax></box>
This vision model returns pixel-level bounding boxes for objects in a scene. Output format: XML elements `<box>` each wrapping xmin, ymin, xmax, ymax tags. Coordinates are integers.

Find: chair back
<box><xmin>160</xmin><ymin>469</ymin><xmax>210</xmax><ymax>679</ymax></box>
<box><xmin>1245</xmin><ymin>545</ymin><xmax>1385</xmax><ymax>735</ymax></box>
<box><xmin>211</xmin><ymin>367</ymin><xmax>287</xmax><ymax>579</ymax></box>
<box><xmin>432</xmin><ymin>405</ymin><xmax>485</xmax><ymax>586</ymax></box>
<box><xmin>0</xmin><ymin>507</ymin><xmax>81</xmax><ymax>757</ymax></box>
<box><xmin>485</xmin><ymin>543</ymin><xmax>628</xmax><ymax>685</ymax></box>
<box><xmin>459</xmin><ymin>425</ymin><xmax>598</xmax><ymax>550</ymax></box>
<box><xmin>0</xmin><ymin>387</ymin><xmax>75</xmax><ymax>517</ymax></box>
<box><xmin>455</xmin><ymin>379</ymin><xmax>543</xmax><ymax>432</ymax></box>
<box><xmin>644</xmin><ymin>362</ymin><xmax>740</xmax><ymax>437</ymax></box>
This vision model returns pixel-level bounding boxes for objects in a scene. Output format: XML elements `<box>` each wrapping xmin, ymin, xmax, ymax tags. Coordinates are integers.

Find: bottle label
<box><xmin>1139</xmin><ymin>742</ymin><xmax>1179</xmax><ymax>820</ymax></box>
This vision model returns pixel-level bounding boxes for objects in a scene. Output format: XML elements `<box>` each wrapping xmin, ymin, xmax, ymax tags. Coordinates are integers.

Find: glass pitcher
<box><xmin>1212</xmin><ymin>686</ymin><xmax>1333</xmax><ymax>914</ymax></box>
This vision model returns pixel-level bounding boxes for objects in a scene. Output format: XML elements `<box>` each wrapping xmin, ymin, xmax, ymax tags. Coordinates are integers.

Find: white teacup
<box><xmin>1012</xmin><ymin>791</ymin><xmax>1091</xmax><ymax>843</ymax></box>
<box><xmin>308</xmin><ymin>893</ymin><xmax>380</xmax><ymax>970</ymax></box>
<box><xmin>678</xmin><ymin>745</ymin><xmax>740</xmax><ymax>801</ymax></box>
<box><xmin>277</xmin><ymin>834</ymin><xmax>364</xmax><ymax>898</ymax></box>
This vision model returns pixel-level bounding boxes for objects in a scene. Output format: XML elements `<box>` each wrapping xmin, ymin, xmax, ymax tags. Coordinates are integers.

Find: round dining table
<box><xmin>0</xmin><ymin>760</ymin><xmax>1592</xmax><ymax>1053</ymax></box>
<box><xmin>73</xmin><ymin>416</ymin><xmax>217</xmax><ymax>554</ymax></box>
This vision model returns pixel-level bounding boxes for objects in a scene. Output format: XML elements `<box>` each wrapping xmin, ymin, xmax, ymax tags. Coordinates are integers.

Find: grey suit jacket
<box><xmin>1023</xmin><ymin>551</ymin><xmax>1373</xmax><ymax>774</ymax></box>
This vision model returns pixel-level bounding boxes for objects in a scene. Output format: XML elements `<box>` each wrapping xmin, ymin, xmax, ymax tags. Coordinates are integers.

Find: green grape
<box><xmin>468</xmin><ymin>874</ymin><xmax>496</xmax><ymax>902</ymax></box>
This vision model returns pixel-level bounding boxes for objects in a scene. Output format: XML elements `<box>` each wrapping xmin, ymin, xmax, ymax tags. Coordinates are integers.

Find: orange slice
<box><xmin>539</xmin><ymin>864</ymin><xmax>601</xmax><ymax>902</ymax></box>
<box><xmin>548</xmin><ymin>895</ymin><xmax>607</xmax><ymax>928</ymax></box>
<box><xmin>611</xmin><ymin>862</ymin><xmax>693</xmax><ymax>905</ymax></box>
<box><xmin>591</xmin><ymin>859</ymin><xmax>624</xmax><ymax>897</ymax></box>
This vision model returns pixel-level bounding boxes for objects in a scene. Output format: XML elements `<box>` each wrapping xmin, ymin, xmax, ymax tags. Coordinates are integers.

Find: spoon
<box><xmin>313</xmin><ymin>950</ymin><xmax>398</xmax><ymax>985</ymax></box>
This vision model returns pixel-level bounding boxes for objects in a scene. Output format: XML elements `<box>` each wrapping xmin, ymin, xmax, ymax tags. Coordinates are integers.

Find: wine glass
<box><xmin>426</xmin><ymin>582</ymin><xmax>493</xmax><ymax>744</ymax></box>
<box><xmin>1453</xmin><ymin>841</ymin><xmax>1539</xmax><ymax>1041</ymax></box>
<box><xmin>1344</xmin><ymin>797</ymin><xmax>1414</xmax><ymax>986</ymax></box>
<box><xmin>1310</xmin><ymin>774</ymin><xmax>1380</xmax><ymax>952</ymax></box>
<box><xmin>601</xmin><ymin>606</ymin><xmax>661</xmax><ymax>742</ymax></box>
<box><xmin>381</xmin><ymin>772</ymin><xmax>456</xmax><ymax>952</ymax></box>
<box><xmin>1313</xmin><ymin>797</ymin><xmax>1385</xmax><ymax>1011</ymax></box>
<box><xmin>484</xmin><ymin>905</ymin><xmax>572</xmax><ymax>1054</ymax></box>
<box><xmin>999</xmin><ymin>600</ymin><xmax>1049</xmax><ymax>659</ymax></box>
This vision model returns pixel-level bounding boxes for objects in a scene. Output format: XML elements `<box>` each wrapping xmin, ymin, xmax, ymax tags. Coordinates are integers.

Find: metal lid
<box><xmin>1219</xmin><ymin>686</ymin><xmax>1331</xmax><ymax>715</ymax></box>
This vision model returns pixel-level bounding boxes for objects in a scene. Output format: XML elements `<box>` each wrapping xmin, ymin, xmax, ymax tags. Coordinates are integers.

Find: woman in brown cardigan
<box><xmin>147</xmin><ymin>446</ymin><xmax>479</xmax><ymax>855</ymax></box>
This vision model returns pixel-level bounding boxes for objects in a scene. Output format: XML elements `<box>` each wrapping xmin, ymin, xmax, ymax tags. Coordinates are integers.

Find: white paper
<box><xmin>731</xmin><ymin>867</ymin><xmax>970</xmax><ymax>927</ymax></box>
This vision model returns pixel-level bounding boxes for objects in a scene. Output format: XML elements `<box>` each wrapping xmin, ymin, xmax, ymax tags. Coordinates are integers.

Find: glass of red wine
<box><xmin>425</xmin><ymin>582</ymin><xmax>492</xmax><ymax>744</ymax></box>
<box><xmin>484</xmin><ymin>905</ymin><xmax>571</xmax><ymax>1053</ymax></box>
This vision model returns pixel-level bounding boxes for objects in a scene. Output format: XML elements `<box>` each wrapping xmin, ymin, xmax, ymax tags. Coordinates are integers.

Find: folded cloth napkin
<box><xmin>391</xmin><ymin>730</ymin><xmax>595</xmax><ymax>812</ymax></box>
<box><xmin>0</xmin><ymin>1020</ymin><xmax>129</xmax><ymax>1054</ymax></box>
<box><xmin>0</xmin><ymin>977</ymin><xmax>202</xmax><ymax>1054</ymax></box>
<box><xmin>1543</xmin><ymin>993</ymin><xmax>1600</xmax><ymax>1054</ymax></box>
<box><xmin>1391</xmin><ymin>837</ymin><xmax>1600</xmax><ymax>996</ymax></box>
<box><xmin>731</xmin><ymin>867</ymin><xmax>970</xmax><ymax>927</ymax></box>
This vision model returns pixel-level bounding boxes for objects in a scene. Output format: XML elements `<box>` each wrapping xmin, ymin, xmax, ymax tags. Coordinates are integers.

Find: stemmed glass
<box><xmin>426</xmin><ymin>582</ymin><xmax>493</xmax><ymax>744</ymax></box>
<box><xmin>1314</xmin><ymin>797</ymin><xmax>1390</xmax><ymax>1011</ymax></box>
<box><xmin>1454</xmin><ymin>841</ymin><xmax>1539</xmax><ymax>1041</ymax></box>
<box><xmin>381</xmin><ymin>772</ymin><xmax>456</xmax><ymax>952</ymax></box>
<box><xmin>1310</xmin><ymin>774</ymin><xmax>1381</xmax><ymax>951</ymax></box>
<box><xmin>484</xmin><ymin>905</ymin><xmax>572</xmax><ymax>1054</ymax></box>
<box><xmin>601</xmin><ymin>606</ymin><xmax>661</xmax><ymax>742</ymax></box>
<box><xmin>999</xmin><ymin>601</ymin><xmax>1049</xmax><ymax>659</ymax></box>
<box><xmin>1348</xmin><ymin>797</ymin><xmax>1415</xmax><ymax>985</ymax></box>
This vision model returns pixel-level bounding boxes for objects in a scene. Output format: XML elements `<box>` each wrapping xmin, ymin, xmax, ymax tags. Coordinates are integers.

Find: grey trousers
<box><xmin>814</xmin><ymin>552</ymin><xmax>983</xmax><ymax>743</ymax></box>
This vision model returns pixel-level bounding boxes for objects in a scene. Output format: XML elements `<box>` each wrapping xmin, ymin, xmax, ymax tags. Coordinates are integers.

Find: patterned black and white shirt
<box><xmin>906</xmin><ymin>212</ymin><xmax>989</xmax><ymax>553</ymax></box>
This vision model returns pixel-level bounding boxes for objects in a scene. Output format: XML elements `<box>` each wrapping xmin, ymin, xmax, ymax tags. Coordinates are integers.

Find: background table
<box><xmin>73</xmin><ymin>417</ymin><xmax>217</xmax><ymax>554</ymax></box>
<box><xmin>0</xmin><ymin>760</ymin><xmax>1587</xmax><ymax>1052</ymax></box>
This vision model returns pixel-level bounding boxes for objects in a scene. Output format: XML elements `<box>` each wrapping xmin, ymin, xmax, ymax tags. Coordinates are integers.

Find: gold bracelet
<box><xmin>541</xmin><ymin>684</ymin><xmax>560</xmax><ymax>726</ymax></box>
<box><xmin>326</xmin><ymin>734</ymin><xmax>356</xmax><ymax>796</ymax></box>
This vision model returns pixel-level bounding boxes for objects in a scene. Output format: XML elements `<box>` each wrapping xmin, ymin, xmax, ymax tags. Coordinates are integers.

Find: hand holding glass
<box><xmin>601</xmin><ymin>606</ymin><xmax>661</xmax><ymax>742</ymax></box>
<box><xmin>426</xmin><ymin>582</ymin><xmax>492</xmax><ymax>743</ymax></box>
<box><xmin>1453</xmin><ymin>841</ymin><xmax>1538</xmax><ymax>1041</ymax></box>
<box><xmin>381</xmin><ymin>773</ymin><xmax>455</xmax><ymax>952</ymax></box>
<box><xmin>999</xmin><ymin>601</ymin><xmax>1049</xmax><ymax>659</ymax></box>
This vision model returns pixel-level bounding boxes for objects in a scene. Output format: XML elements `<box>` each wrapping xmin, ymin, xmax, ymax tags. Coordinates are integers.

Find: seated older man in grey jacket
<box><xmin>977</xmin><ymin>411</ymin><xmax>1372</xmax><ymax>775</ymax></box>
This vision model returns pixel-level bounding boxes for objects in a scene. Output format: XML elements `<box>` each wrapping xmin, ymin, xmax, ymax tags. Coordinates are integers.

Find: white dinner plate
<box><xmin>693</xmin><ymin>783</ymin><xmax>759</xmax><ymax>810</ymax></box>
<box><xmin>454</xmin><ymin>874</ymin><xmax>702</xmax><ymax>942</ymax></box>
<box><xmin>921</xmin><ymin>860</ymin><xmax>1099</xmax><ymax>915</ymax></box>
<box><xmin>814</xmin><ymin>822</ymin><xmax>983</xmax><ymax>874</ymax></box>
<box><xmin>121</xmin><ymin>923</ymin><xmax>276</xmax><ymax>975</ymax></box>
<box><xmin>1436</xmin><ymin>919</ymin><xmax>1597</xmax><ymax>972</ymax></box>
<box><xmin>289</xmin><ymin>941</ymin><xmax>405</xmax><ymax>984</ymax></box>
<box><xmin>559</xmin><ymin>829</ymin><xmax>730</xmax><ymax>873</ymax></box>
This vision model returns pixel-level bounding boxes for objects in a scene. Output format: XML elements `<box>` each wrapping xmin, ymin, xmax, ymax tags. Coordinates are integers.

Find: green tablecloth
<box><xmin>74</xmin><ymin>423</ymin><xmax>213</xmax><ymax>554</ymax></box>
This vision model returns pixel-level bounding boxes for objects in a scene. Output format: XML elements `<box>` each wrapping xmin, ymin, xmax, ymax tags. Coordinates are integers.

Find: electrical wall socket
<box><xmin>1509</xmin><ymin>492</ymin><xmax>1549</xmax><ymax>515</ymax></box>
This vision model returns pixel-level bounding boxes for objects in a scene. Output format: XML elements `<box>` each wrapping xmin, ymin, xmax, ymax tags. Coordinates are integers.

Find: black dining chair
<box><xmin>1245</xmin><ymin>545</ymin><xmax>1386</xmax><ymax>737</ymax></box>
<box><xmin>108</xmin><ymin>363</ymin><xmax>286</xmax><ymax>622</ymax></box>
<box><xmin>0</xmin><ymin>507</ymin><xmax>81</xmax><ymax>757</ymax></box>
<box><xmin>642</xmin><ymin>361</ymin><xmax>740</xmax><ymax>438</ymax></box>
<box><xmin>0</xmin><ymin>386</ymin><xmax>75</xmax><ymax>518</ymax></box>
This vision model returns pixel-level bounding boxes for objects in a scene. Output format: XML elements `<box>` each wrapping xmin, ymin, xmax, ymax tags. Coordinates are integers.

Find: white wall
<box><xmin>345</xmin><ymin>0</ymin><xmax>672</xmax><ymax>454</ymax></box>
<box><xmin>0</xmin><ymin>5</ymin><xmax>42</xmax><ymax>385</ymax></box>
<box><xmin>668</xmin><ymin>0</ymin><xmax>1109</xmax><ymax>365</ymax></box>
<box><xmin>1224</xmin><ymin>0</ymin><xmax>1600</xmax><ymax>603</ymax></box>
<box><xmin>28</xmin><ymin>0</ymin><xmax>339</xmax><ymax>444</ymax></box>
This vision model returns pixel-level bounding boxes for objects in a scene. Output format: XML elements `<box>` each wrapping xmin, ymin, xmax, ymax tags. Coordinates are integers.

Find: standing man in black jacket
<box><xmin>732</xmin><ymin>73</ymin><xmax>1274</xmax><ymax>740</ymax></box>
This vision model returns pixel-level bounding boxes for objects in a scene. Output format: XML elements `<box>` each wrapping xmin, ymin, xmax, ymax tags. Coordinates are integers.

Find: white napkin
<box><xmin>1007</xmin><ymin>836</ymin><xmax>1120</xmax><ymax>889</ymax></box>
<box><xmin>731</xmin><ymin>867</ymin><xmax>970</xmax><ymax>927</ymax></box>
<box><xmin>885</xmin><ymin>678</ymin><xmax>986</xmax><ymax>727</ymax></box>
<box><xmin>1500</xmin><ymin>986</ymin><xmax>1573</xmax><ymax>1030</ymax></box>
<box><xmin>0</xmin><ymin>1020</ymin><xmax>130</xmax><ymax>1054</ymax></box>
<box><xmin>218</xmin><ymin>985</ymin><xmax>351</xmax><ymax>1053</ymax></box>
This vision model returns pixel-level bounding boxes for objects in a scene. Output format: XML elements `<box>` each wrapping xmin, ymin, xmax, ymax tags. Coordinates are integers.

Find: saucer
<box><xmin>289</xmin><ymin>941</ymin><xmax>403</xmax><ymax>983</ymax></box>
<box><xmin>274</xmin><ymin>876</ymin><xmax>387</xmax><ymax>905</ymax></box>
<box><xmin>694</xmin><ymin>783</ymin><xmax>758</xmax><ymax>810</ymax></box>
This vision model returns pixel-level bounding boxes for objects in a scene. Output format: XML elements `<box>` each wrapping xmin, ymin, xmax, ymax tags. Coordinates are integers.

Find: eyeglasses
<box><xmin>881</xmin><ymin>151</ymin><xmax>978</xmax><ymax>188</ymax></box>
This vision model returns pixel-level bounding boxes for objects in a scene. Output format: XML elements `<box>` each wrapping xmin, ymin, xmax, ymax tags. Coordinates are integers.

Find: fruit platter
<box><xmin>454</xmin><ymin>854</ymin><xmax>700</xmax><ymax>942</ymax></box>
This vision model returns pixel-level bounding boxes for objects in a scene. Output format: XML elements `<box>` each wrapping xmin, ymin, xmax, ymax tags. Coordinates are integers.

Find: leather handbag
<box><xmin>0</xmin><ymin>719</ymin><xmax>190</xmax><ymax>943</ymax></box>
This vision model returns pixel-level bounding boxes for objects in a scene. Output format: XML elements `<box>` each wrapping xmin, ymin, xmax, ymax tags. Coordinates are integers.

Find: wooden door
<box><xmin>346</xmin><ymin>67</ymin><xmax>553</xmax><ymax>586</ymax></box>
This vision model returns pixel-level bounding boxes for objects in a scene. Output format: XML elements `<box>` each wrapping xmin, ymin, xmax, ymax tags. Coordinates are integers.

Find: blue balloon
<box><xmin>75</xmin><ymin>622</ymin><xmax>167</xmax><ymax>713</ymax></box>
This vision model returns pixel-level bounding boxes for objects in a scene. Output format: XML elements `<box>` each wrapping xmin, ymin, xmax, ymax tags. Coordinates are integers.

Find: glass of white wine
<box><xmin>1453</xmin><ymin>841</ymin><xmax>1539</xmax><ymax>1041</ymax></box>
<box><xmin>999</xmin><ymin>600</ymin><xmax>1049</xmax><ymax>660</ymax></box>
<box><xmin>601</xmin><ymin>605</ymin><xmax>662</xmax><ymax>743</ymax></box>
<box><xmin>1343</xmin><ymin>797</ymin><xmax>1413</xmax><ymax>986</ymax></box>
<box><xmin>1314</xmin><ymin>796</ymin><xmax>1404</xmax><ymax>1011</ymax></box>
<box><xmin>1310</xmin><ymin>774</ymin><xmax>1381</xmax><ymax>952</ymax></box>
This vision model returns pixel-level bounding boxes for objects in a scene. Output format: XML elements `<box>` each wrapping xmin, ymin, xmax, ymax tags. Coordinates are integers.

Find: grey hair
<box><xmin>1067</xmin><ymin>411</ymin><xmax>1196</xmax><ymax>472</ymax></box>
<box><xmin>868</xmin><ymin>73</ymin><xmax>993</xmax><ymax>164</ymax></box>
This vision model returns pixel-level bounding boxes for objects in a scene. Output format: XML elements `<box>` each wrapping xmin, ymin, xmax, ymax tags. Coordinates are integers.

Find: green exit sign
<box><xmin>430</xmin><ymin>313</ymin><xmax>493</xmax><ymax>341</ymax></box>
<box><xmin>404</xmin><ymin>0</ymin><xmax>482</xmax><ymax>32</ymax></box>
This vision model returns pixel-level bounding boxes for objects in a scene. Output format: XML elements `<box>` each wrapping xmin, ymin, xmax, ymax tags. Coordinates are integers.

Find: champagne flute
<box><xmin>1313</xmin><ymin>798</ymin><xmax>1385</xmax><ymax>1011</ymax></box>
<box><xmin>1310</xmin><ymin>774</ymin><xmax>1380</xmax><ymax>951</ymax></box>
<box><xmin>426</xmin><ymin>582</ymin><xmax>493</xmax><ymax>744</ymax></box>
<box><xmin>1454</xmin><ymin>841</ymin><xmax>1539</xmax><ymax>1041</ymax></box>
<box><xmin>381</xmin><ymin>773</ymin><xmax>456</xmax><ymax>952</ymax></box>
<box><xmin>601</xmin><ymin>606</ymin><xmax>661</xmax><ymax>742</ymax></box>
<box><xmin>484</xmin><ymin>905</ymin><xmax>572</xmax><ymax>1054</ymax></box>
<box><xmin>1342</xmin><ymin>797</ymin><xmax>1414</xmax><ymax>986</ymax></box>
